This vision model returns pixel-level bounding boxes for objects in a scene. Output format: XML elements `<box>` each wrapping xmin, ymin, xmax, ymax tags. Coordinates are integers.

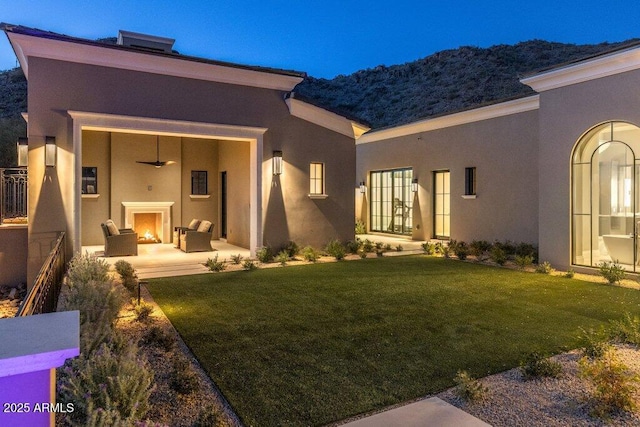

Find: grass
<box><xmin>148</xmin><ymin>256</ymin><xmax>640</xmax><ymax>426</ymax></box>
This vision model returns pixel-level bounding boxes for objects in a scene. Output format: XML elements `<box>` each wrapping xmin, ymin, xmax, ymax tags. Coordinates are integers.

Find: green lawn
<box><xmin>148</xmin><ymin>256</ymin><xmax>640</xmax><ymax>426</ymax></box>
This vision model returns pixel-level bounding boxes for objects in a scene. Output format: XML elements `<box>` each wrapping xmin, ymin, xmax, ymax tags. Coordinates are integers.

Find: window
<box><xmin>434</xmin><ymin>170</ymin><xmax>450</xmax><ymax>238</ymax></box>
<box><xmin>191</xmin><ymin>170</ymin><xmax>208</xmax><ymax>195</ymax></box>
<box><xmin>465</xmin><ymin>167</ymin><xmax>476</xmax><ymax>196</ymax></box>
<box><xmin>370</xmin><ymin>168</ymin><xmax>413</xmax><ymax>235</ymax></box>
<box><xmin>82</xmin><ymin>167</ymin><xmax>97</xmax><ymax>194</ymax></box>
<box><xmin>309</xmin><ymin>163</ymin><xmax>324</xmax><ymax>195</ymax></box>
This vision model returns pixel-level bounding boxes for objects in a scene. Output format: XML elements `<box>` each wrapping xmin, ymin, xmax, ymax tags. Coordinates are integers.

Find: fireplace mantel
<box><xmin>122</xmin><ymin>202</ymin><xmax>174</xmax><ymax>243</ymax></box>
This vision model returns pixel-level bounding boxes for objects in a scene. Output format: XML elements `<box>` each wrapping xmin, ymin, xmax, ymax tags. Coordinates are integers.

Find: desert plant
<box><xmin>283</xmin><ymin>240</ymin><xmax>300</xmax><ymax>258</ymax></box>
<box><xmin>469</xmin><ymin>240</ymin><xmax>492</xmax><ymax>259</ymax></box>
<box><xmin>520</xmin><ymin>351</ymin><xmax>562</xmax><ymax>380</ymax></box>
<box><xmin>375</xmin><ymin>241</ymin><xmax>384</xmax><ymax>251</ymax></box>
<box><xmin>170</xmin><ymin>355</ymin><xmax>200</xmax><ymax>395</ymax></box>
<box><xmin>579</xmin><ymin>348</ymin><xmax>639</xmax><ymax>419</ymax></box>
<box><xmin>230</xmin><ymin>254</ymin><xmax>243</xmax><ymax>265</ymax></box>
<box><xmin>134</xmin><ymin>298</ymin><xmax>154</xmax><ymax>322</ymax></box>
<box><xmin>205</xmin><ymin>254</ymin><xmax>227</xmax><ymax>272</ymax></box>
<box><xmin>441</xmin><ymin>245</ymin><xmax>451</xmax><ymax>258</ymax></box>
<box><xmin>114</xmin><ymin>260</ymin><xmax>138</xmax><ymax>293</ymax></box>
<box><xmin>422</xmin><ymin>242</ymin><xmax>436</xmax><ymax>255</ymax></box>
<box><xmin>362</xmin><ymin>239</ymin><xmax>374</xmax><ymax>253</ymax></box>
<box><xmin>194</xmin><ymin>404</ymin><xmax>219</xmax><ymax>427</ymax></box>
<box><xmin>242</xmin><ymin>259</ymin><xmax>258</xmax><ymax>271</ymax></box>
<box><xmin>359</xmin><ymin>250</ymin><xmax>368</xmax><ymax>259</ymax></box>
<box><xmin>434</xmin><ymin>241</ymin><xmax>444</xmax><ymax>254</ymax></box>
<box><xmin>515</xmin><ymin>242</ymin><xmax>538</xmax><ymax>263</ymax></box>
<box><xmin>346</xmin><ymin>239</ymin><xmax>362</xmax><ymax>254</ymax></box>
<box><xmin>276</xmin><ymin>250</ymin><xmax>289</xmax><ymax>266</ymax></box>
<box><xmin>565</xmin><ymin>268</ymin><xmax>575</xmax><ymax>278</ymax></box>
<box><xmin>395</xmin><ymin>244</ymin><xmax>403</xmax><ymax>252</ymax></box>
<box><xmin>66</xmin><ymin>252</ymin><xmax>110</xmax><ymax>287</ymax></box>
<box><xmin>384</xmin><ymin>243</ymin><xmax>392</xmax><ymax>251</ymax></box>
<box><xmin>325</xmin><ymin>239</ymin><xmax>346</xmax><ymax>260</ymax></box>
<box><xmin>448</xmin><ymin>239</ymin><xmax>459</xmax><ymax>253</ymax></box>
<box><xmin>514</xmin><ymin>254</ymin><xmax>534</xmax><ymax>269</ymax></box>
<box><xmin>535</xmin><ymin>261</ymin><xmax>554</xmax><ymax>274</ymax></box>
<box><xmin>609</xmin><ymin>313</ymin><xmax>640</xmax><ymax>345</ymax></box>
<box><xmin>489</xmin><ymin>246</ymin><xmax>506</xmax><ymax>265</ymax></box>
<box><xmin>355</xmin><ymin>219</ymin><xmax>366</xmax><ymax>235</ymax></box>
<box><xmin>256</xmin><ymin>246</ymin><xmax>274</xmax><ymax>263</ymax></box>
<box><xmin>453</xmin><ymin>370</ymin><xmax>487</xmax><ymax>403</ymax></box>
<box><xmin>494</xmin><ymin>240</ymin><xmax>517</xmax><ymax>258</ymax></box>
<box><xmin>143</xmin><ymin>325</ymin><xmax>175</xmax><ymax>352</ymax></box>
<box><xmin>578</xmin><ymin>327</ymin><xmax>612</xmax><ymax>359</ymax></box>
<box><xmin>302</xmin><ymin>246</ymin><xmax>320</xmax><ymax>262</ymax></box>
<box><xmin>598</xmin><ymin>260</ymin><xmax>626</xmax><ymax>285</ymax></box>
<box><xmin>454</xmin><ymin>241</ymin><xmax>468</xmax><ymax>260</ymax></box>
<box><xmin>58</xmin><ymin>341</ymin><xmax>154</xmax><ymax>424</ymax></box>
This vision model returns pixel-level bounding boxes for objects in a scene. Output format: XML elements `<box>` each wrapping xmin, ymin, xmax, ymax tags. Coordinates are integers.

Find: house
<box><xmin>356</xmin><ymin>41</ymin><xmax>640</xmax><ymax>272</ymax></box>
<box><xmin>0</xmin><ymin>24</ymin><xmax>369</xmax><ymax>286</ymax></box>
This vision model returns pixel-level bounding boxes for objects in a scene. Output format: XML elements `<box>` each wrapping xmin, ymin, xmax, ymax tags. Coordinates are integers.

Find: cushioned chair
<box><xmin>101</xmin><ymin>220</ymin><xmax>138</xmax><ymax>257</ymax></box>
<box><xmin>173</xmin><ymin>218</ymin><xmax>201</xmax><ymax>248</ymax></box>
<box><xmin>179</xmin><ymin>220</ymin><xmax>214</xmax><ymax>253</ymax></box>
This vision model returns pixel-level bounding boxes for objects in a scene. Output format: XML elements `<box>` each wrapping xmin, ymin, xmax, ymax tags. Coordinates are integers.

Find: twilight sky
<box><xmin>1</xmin><ymin>1</ymin><xmax>640</xmax><ymax>78</ymax></box>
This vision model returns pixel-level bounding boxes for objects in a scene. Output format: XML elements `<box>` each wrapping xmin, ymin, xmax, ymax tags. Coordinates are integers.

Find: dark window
<box><xmin>465</xmin><ymin>167</ymin><xmax>476</xmax><ymax>196</ymax></box>
<box><xmin>191</xmin><ymin>171</ymin><xmax>208</xmax><ymax>195</ymax></box>
<box><xmin>82</xmin><ymin>167</ymin><xmax>97</xmax><ymax>194</ymax></box>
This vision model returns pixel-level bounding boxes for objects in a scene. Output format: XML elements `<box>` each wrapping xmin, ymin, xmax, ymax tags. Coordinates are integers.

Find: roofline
<box><xmin>357</xmin><ymin>95</ymin><xmax>539</xmax><ymax>144</ymax></box>
<box><xmin>2</xmin><ymin>23</ymin><xmax>305</xmax><ymax>91</ymax></box>
<box><xmin>521</xmin><ymin>41</ymin><xmax>640</xmax><ymax>92</ymax></box>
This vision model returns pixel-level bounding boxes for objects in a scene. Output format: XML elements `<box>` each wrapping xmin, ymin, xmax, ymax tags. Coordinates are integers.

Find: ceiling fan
<box><xmin>136</xmin><ymin>136</ymin><xmax>176</xmax><ymax>168</ymax></box>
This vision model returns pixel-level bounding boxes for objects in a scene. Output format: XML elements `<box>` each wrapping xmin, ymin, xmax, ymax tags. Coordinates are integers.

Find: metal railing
<box><xmin>1</xmin><ymin>168</ymin><xmax>28</xmax><ymax>224</ymax></box>
<box><xmin>16</xmin><ymin>232</ymin><xmax>66</xmax><ymax>316</ymax></box>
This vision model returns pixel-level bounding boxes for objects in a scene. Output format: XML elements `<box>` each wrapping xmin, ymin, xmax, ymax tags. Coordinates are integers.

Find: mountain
<box><xmin>295</xmin><ymin>39</ymin><xmax>639</xmax><ymax>129</ymax></box>
<box><xmin>0</xmin><ymin>67</ymin><xmax>27</xmax><ymax>167</ymax></box>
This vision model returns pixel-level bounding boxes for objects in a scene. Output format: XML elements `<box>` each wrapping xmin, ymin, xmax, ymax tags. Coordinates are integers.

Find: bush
<box><xmin>194</xmin><ymin>404</ymin><xmax>219</xmax><ymax>427</ymax></box>
<box><xmin>494</xmin><ymin>240</ymin><xmax>517</xmax><ymax>258</ymax></box>
<box><xmin>282</xmin><ymin>240</ymin><xmax>300</xmax><ymax>258</ymax></box>
<box><xmin>454</xmin><ymin>241</ymin><xmax>468</xmax><ymax>260</ymax></box>
<box><xmin>470</xmin><ymin>240</ymin><xmax>492</xmax><ymax>259</ymax></box>
<box><xmin>230</xmin><ymin>254</ymin><xmax>243</xmax><ymax>265</ymax></box>
<box><xmin>441</xmin><ymin>245</ymin><xmax>452</xmax><ymax>258</ymax></box>
<box><xmin>256</xmin><ymin>246</ymin><xmax>274</xmax><ymax>263</ymax></box>
<box><xmin>434</xmin><ymin>241</ymin><xmax>444</xmax><ymax>254</ymax></box>
<box><xmin>515</xmin><ymin>242</ymin><xmax>538</xmax><ymax>263</ymax></box>
<box><xmin>242</xmin><ymin>259</ymin><xmax>258</xmax><ymax>271</ymax></box>
<box><xmin>355</xmin><ymin>219</ymin><xmax>366</xmax><ymax>235</ymax></box>
<box><xmin>598</xmin><ymin>261</ymin><xmax>626</xmax><ymax>285</ymax></box>
<box><xmin>579</xmin><ymin>349</ymin><xmax>638</xmax><ymax>419</ymax></box>
<box><xmin>578</xmin><ymin>327</ymin><xmax>612</xmax><ymax>359</ymax></box>
<box><xmin>205</xmin><ymin>254</ymin><xmax>226</xmax><ymax>272</ymax></box>
<box><xmin>144</xmin><ymin>326</ymin><xmax>175</xmax><ymax>352</ymax></box>
<box><xmin>535</xmin><ymin>261</ymin><xmax>554</xmax><ymax>274</ymax></box>
<box><xmin>325</xmin><ymin>239</ymin><xmax>346</xmax><ymax>260</ymax></box>
<box><xmin>276</xmin><ymin>250</ymin><xmax>289</xmax><ymax>266</ymax></box>
<box><xmin>302</xmin><ymin>246</ymin><xmax>320</xmax><ymax>262</ymax></box>
<box><xmin>422</xmin><ymin>242</ymin><xmax>436</xmax><ymax>255</ymax></box>
<box><xmin>453</xmin><ymin>370</ymin><xmax>487</xmax><ymax>403</ymax></box>
<box><xmin>170</xmin><ymin>355</ymin><xmax>200</xmax><ymax>394</ymax></box>
<box><xmin>565</xmin><ymin>268</ymin><xmax>575</xmax><ymax>278</ymax></box>
<box><xmin>358</xmin><ymin>250</ymin><xmax>368</xmax><ymax>259</ymax></box>
<box><xmin>609</xmin><ymin>313</ymin><xmax>640</xmax><ymax>345</ymax></box>
<box><xmin>134</xmin><ymin>299</ymin><xmax>154</xmax><ymax>322</ymax></box>
<box><xmin>58</xmin><ymin>341</ymin><xmax>154</xmax><ymax>424</ymax></box>
<box><xmin>362</xmin><ymin>239</ymin><xmax>374</xmax><ymax>253</ymax></box>
<box><xmin>514</xmin><ymin>254</ymin><xmax>533</xmax><ymax>269</ymax></box>
<box><xmin>489</xmin><ymin>246</ymin><xmax>506</xmax><ymax>265</ymax></box>
<box><xmin>520</xmin><ymin>351</ymin><xmax>562</xmax><ymax>380</ymax></box>
<box><xmin>114</xmin><ymin>260</ymin><xmax>138</xmax><ymax>293</ymax></box>
<box><xmin>346</xmin><ymin>239</ymin><xmax>362</xmax><ymax>254</ymax></box>
<box><xmin>383</xmin><ymin>243</ymin><xmax>392</xmax><ymax>251</ymax></box>
<box><xmin>67</xmin><ymin>252</ymin><xmax>110</xmax><ymax>287</ymax></box>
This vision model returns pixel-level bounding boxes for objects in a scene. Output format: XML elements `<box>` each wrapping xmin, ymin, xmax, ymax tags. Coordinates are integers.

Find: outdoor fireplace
<box><xmin>122</xmin><ymin>202</ymin><xmax>174</xmax><ymax>244</ymax></box>
<box><xmin>133</xmin><ymin>212</ymin><xmax>161</xmax><ymax>243</ymax></box>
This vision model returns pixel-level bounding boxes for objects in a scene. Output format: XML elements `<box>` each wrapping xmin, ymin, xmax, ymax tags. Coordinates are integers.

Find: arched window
<box><xmin>572</xmin><ymin>121</ymin><xmax>640</xmax><ymax>270</ymax></box>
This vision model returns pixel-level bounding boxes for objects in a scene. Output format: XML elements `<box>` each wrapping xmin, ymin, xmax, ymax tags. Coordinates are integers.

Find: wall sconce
<box><xmin>45</xmin><ymin>136</ymin><xmax>56</xmax><ymax>167</ymax></box>
<box><xmin>359</xmin><ymin>181</ymin><xmax>367</xmax><ymax>194</ymax></box>
<box><xmin>411</xmin><ymin>178</ymin><xmax>418</xmax><ymax>193</ymax></box>
<box><xmin>16</xmin><ymin>137</ymin><xmax>28</xmax><ymax>167</ymax></box>
<box><xmin>273</xmin><ymin>150</ymin><xmax>283</xmax><ymax>175</ymax></box>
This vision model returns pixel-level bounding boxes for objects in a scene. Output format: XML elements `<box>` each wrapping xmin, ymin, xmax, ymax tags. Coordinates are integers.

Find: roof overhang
<box><xmin>6</xmin><ymin>31</ymin><xmax>304</xmax><ymax>91</ymax></box>
<box><xmin>285</xmin><ymin>97</ymin><xmax>371</xmax><ymax>139</ymax></box>
<box><xmin>521</xmin><ymin>45</ymin><xmax>640</xmax><ymax>92</ymax></box>
<box><xmin>357</xmin><ymin>95</ymin><xmax>539</xmax><ymax>144</ymax></box>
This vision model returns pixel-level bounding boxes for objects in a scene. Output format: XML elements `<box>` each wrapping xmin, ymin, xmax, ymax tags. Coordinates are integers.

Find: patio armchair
<box><xmin>179</xmin><ymin>220</ymin><xmax>214</xmax><ymax>253</ymax></box>
<box><xmin>173</xmin><ymin>218</ymin><xmax>201</xmax><ymax>248</ymax></box>
<box><xmin>101</xmin><ymin>220</ymin><xmax>138</xmax><ymax>257</ymax></box>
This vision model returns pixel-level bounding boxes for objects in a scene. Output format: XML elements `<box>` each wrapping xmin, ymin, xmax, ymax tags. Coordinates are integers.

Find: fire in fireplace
<box><xmin>133</xmin><ymin>213</ymin><xmax>161</xmax><ymax>243</ymax></box>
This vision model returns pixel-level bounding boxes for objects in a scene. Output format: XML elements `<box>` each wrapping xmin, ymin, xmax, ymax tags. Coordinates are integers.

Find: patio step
<box><xmin>136</xmin><ymin>263</ymin><xmax>209</xmax><ymax>279</ymax></box>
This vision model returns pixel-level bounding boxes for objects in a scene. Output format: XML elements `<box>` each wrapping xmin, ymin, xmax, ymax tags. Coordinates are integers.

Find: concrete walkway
<box><xmin>340</xmin><ymin>397</ymin><xmax>490</xmax><ymax>427</ymax></box>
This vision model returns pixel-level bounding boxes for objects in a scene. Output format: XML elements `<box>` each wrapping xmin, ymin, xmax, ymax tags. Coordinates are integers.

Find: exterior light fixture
<box><xmin>359</xmin><ymin>181</ymin><xmax>366</xmax><ymax>194</ymax></box>
<box><xmin>17</xmin><ymin>137</ymin><xmax>28</xmax><ymax>167</ymax></box>
<box><xmin>411</xmin><ymin>178</ymin><xmax>418</xmax><ymax>193</ymax></box>
<box><xmin>45</xmin><ymin>136</ymin><xmax>56</xmax><ymax>167</ymax></box>
<box><xmin>273</xmin><ymin>150</ymin><xmax>283</xmax><ymax>175</ymax></box>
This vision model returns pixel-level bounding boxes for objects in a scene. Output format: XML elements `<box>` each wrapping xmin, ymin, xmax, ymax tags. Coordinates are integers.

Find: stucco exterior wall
<box><xmin>0</xmin><ymin>226</ymin><xmax>27</xmax><ymax>287</ymax></box>
<box><xmin>537</xmin><ymin>69</ymin><xmax>640</xmax><ymax>269</ymax></box>
<box><xmin>81</xmin><ymin>131</ymin><xmax>110</xmax><ymax>245</ymax></box>
<box><xmin>357</xmin><ymin>109</ymin><xmax>539</xmax><ymax>245</ymax></box>
<box><xmin>180</xmin><ymin>138</ymin><xmax>218</xmax><ymax>237</ymax></box>
<box><xmin>218</xmin><ymin>140</ymin><xmax>250</xmax><ymax>248</ymax></box>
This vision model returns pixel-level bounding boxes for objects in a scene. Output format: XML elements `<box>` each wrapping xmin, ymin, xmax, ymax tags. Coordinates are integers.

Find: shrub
<box><xmin>609</xmin><ymin>313</ymin><xmax>640</xmax><ymax>345</ymax></box>
<box><xmin>598</xmin><ymin>260</ymin><xmax>626</xmax><ymax>285</ymax></box>
<box><xmin>535</xmin><ymin>261</ymin><xmax>554</xmax><ymax>274</ymax></box>
<box><xmin>194</xmin><ymin>404</ymin><xmax>219</xmax><ymax>427</ymax></box>
<box><xmin>256</xmin><ymin>246</ymin><xmax>274</xmax><ymax>263</ymax></box>
<box><xmin>276</xmin><ymin>250</ymin><xmax>289</xmax><ymax>266</ymax></box>
<box><xmin>134</xmin><ymin>299</ymin><xmax>154</xmax><ymax>322</ymax></box>
<box><xmin>242</xmin><ymin>259</ymin><xmax>258</xmax><ymax>271</ymax></box>
<box><xmin>489</xmin><ymin>246</ymin><xmax>506</xmax><ymax>265</ymax></box>
<box><xmin>144</xmin><ymin>326</ymin><xmax>175</xmax><ymax>352</ymax></box>
<box><xmin>422</xmin><ymin>242</ymin><xmax>436</xmax><ymax>255</ymax></box>
<box><xmin>67</xmin><ymin>252</ymin><xmax>110</xmax><ymax>287</ymax></box>
<box><xmin>520</xmin><ymin>351</ymin><xmax>562</xmax><ymax>380</ymax></box>
<box><xmin>448</xmin><ymin>239</ymin><xmax>459</xmax><ymax>253</ymax></box>
<box><xmin>494</xmin><ymin>240</ymin><xmax>517</xmax><ymax>258</ymax></box>
<box><xmin>434</xmin><ymin>241</ymin><xmax>444</xmax><ymax>254</ymax></box>
<box><xmin>362</xmin><ymin>239</ymin><xmax>374</xmax><ymax>253</ymax></box>
<box><xmin>204</xmin><ymin>254</ymin><xmax>226</xmax><ymax>272</ymax></box>
<box><xmin>579</xmin><ymin>349</ymin><xmax>638</xmax><ymax>419</ymax></box>
<box><xmin>565</xmin><ymin>268</ymin><xmax>575</xmax><ymax>278</ymax></box>
<box><xmin>325</xmin><ymin>239</ymin><xmax>346</xmax><ymax>260</ymax></box>
<box><xmin>230</xmin><ymin>254</ymin><xmax>243</xmax><ymax>265</ymax></box>
<box><xmin>470</xmin><ymin>240</ymin><xmax>492</xmax><ymax>258</ymax></box>
<box><xmin>454</xmin><ymin>241</ymin><xmax>468</xmax><ymax>260</ymax></box>
<box><xmin>170</xmin><ymin>355</ymin><xmax>200</xmax><ymax>395</ymax></box>
<box><xmin>114</xmin><ymin>260</ymin><xmax>138</xmax><ymax>293</ymax></box>
<box><xmin>359</xmin><ymin>250</ymin><xmax>368</xmax><ymax>259</ymax></box>
<box><xmin>302</xmin><ymin>246</ymin><xmax>320</xmax><ymax>262</ymax></box>
<box><xmin>396</xmin><ymin>244</ymin><xmax>404</xmax><ymax>252</ymax></box>
<box><xmin>453</xmin><ymin>370</ymin><xmax>487</xmax><ymax>403</ymax></box>
<box><xmin>355</xmin><ymin>219</ymin><xmax>366</xmax><ymax>235</ymax></box>
<box><xmin>514</xmin><ymin>254</ymin><xmax>533</xmax><ymax>269</ymax></box>
<box><xmin>375</xmin><ymin>241</ymin><xmax>384</xmax><ymax>251</ymax></box>
<box><xmin>441</xmin><ymin>245</ymin><xmax>451</xmax><ymax>258</ymax></box>
<box><xmin>58</xmin><ymin>341</ymin><xmax>154</xmax><ymax>424</ymax></box>
<box><xmin>578</xmin><ymin>327</ymin><xmax>612</xmax><ymax>359</ymax></box>
<box><xmin>515</xmin><ymin>242</ymin><xmax>538</xmax><ymax>263</ymax></box>
<box><xmin>282</xmin><ymin>240</ymin><xmax>300</xmax><ymax>258</ymax></box>
<box><xmin>346</xmin><ymin>239</ymin><xmax>362</xmax><ymax>254</ymax></box>
<box><xmin>383</xmin><ymin>243</ymin><xmax>392</xmax><ymax>251</ymax></box>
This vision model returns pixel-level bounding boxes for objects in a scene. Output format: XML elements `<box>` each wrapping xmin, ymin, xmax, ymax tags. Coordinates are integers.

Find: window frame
<box><xmin>309</xmin><ymin>162</ymin><xmax>325</xmax><ymax>196</ymax></box>
<box><xmin>464</xmin><ymin>167</ymin><xmax>476</xmax><ymax>196</ymax></box>
<box><xmin>191</xmin><ymin>170</ymin><xmax>208</xmax><ymax>196</ymax></box>
<box><xmin>81</xmin><ymin>166</ymin><xmax>98</xmax><ymax>194</ymax></box>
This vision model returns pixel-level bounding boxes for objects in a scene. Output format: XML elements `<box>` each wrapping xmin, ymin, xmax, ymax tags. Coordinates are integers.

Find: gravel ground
<box><xmin>438</xmin><ymin>345</ymin><xmax>640</xmax><ymax>427</ymax></box>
